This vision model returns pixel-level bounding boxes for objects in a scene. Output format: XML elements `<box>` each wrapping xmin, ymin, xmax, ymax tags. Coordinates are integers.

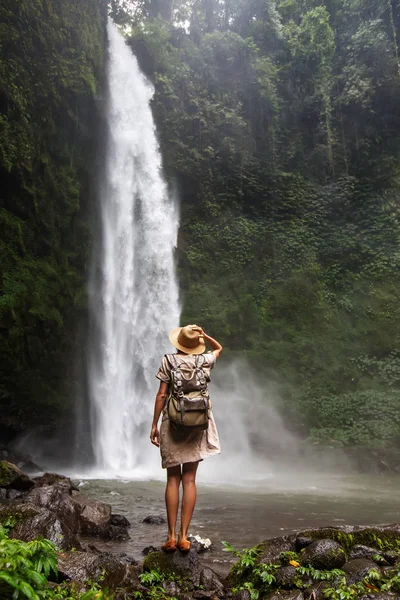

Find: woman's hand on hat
<box><xmin>150</xmin><ymin>424</ymin><xmax>160</xmax><ymax>447</ymax></box>
<box><xmin>190</xmin><ymin>324</ymin><xmax>204</xmax><ymax>336</ymax></box>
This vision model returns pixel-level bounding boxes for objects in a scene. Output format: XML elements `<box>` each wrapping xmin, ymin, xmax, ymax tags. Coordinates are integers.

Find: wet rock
<box><xmin>297</xmin><ymin>525</ymin><xmax>400</xmax><ymax>552</ymax></box>
<box><xmin>0</xmin><ymin>461</ymin><xmax>34</xmax><ymax>490</ymax></box>
<box><xmin>296</xmin><ymin>537</ymin><xmax>313</xmax><ymax>551</ymax></box>
<box><xmin>300</xmin><ymin>539</ymin><xmax>346</xmax><ymax>570</ymax></box>
<box><xmin>303</xmin><ymin>582</ymin><xmax>330</xmax><ymax>600</ymax></box>
<box><xmin>259</xmin><ymin>536</ymin><xmax>296</xmax><ymax>565</ymax></box>
<box><xmin>71</xmin><ymin>493</ymin><xmax>112</xmax><ymax>527</ymax></box>
<box><xmin>349</xmin><ymin>545</ymin><xmax>395</xmax><ymax>565</ymax></box>
<box><xmin>275</xmin><ymin>566</ymin><xmax>297</xmax><ymax>588</ymax></box>
<box><xmin>193</xmin><ymin>591</ymin><xmax>218</xmax><ymax>599</ymax></box>
<box><xmin>102</xmin><ymin>563</ymin><xmax>141</xmax><ymax>590</ymax></box>
<box><xmin>34</xmin><ymin>473</ymin><xmax>78</xmax><ymax>493</ymax></box>
<box><xmin>0</xmin><ymin>502</ymin><xmax>80</xmax><ymax>550</ymax></box>
<box><xmin>58</xmin><ymin>550</ymin><xmax>125</xmax><ymax>582</ymax></box>
<box><xmin>163</xmin><ymin>581</ymin><xmax>180</xmax><ymax>596</ymax></box>
<box><xmin>143</xmin><ymin>515</ymin><xmax>166</xmax><ymax>524</ymax></box>
<box><xmin>143</xmin><ymin>548</ymin><xmax>201</xmax><ymax>586</ymax></box>
<box><xmin>143</xmin><ymin>545</ymin><xmax>159</xmax><ymax>555</ymax></box>
<box><xmin>199</xmin><ymin>567</ymin><xmax>224</xmax><ymax>593</ymax></box>
<box><xmin>83</xmin><ymin>522</ymin><xmax>130</xmax><ymax>540</ymax></box>
<box><xmin>263</xmin><ymin>591</ymin><xmax>304</xmax><ymax>600</ymax></box>
<box><xmin>26</xmin><ymin>484</ymin><xmax>81</xmax><ymax>533</ymax></box>
<box><xmin>6</xmin><ymin>488</ymin><xmax>27</xmax><ymax>501</ymax></box>
<box><xmin>232</xmin><ymin>591</ymin><xmax>251</xmax><ymax>600</ymax></box>
<box><xmin>342</xmin><ymin>558</ymin><xmax>380</xmax><ymax>585</ymax></box>
<box><xmin>189</xmin><ymin>534</ymin><xmax>213</xmax><ymax>553</ymax></box>
<box><xmin>111</xmin><ymin>513</ymin><xmax>130</xmax><ymax>527</ymax></box>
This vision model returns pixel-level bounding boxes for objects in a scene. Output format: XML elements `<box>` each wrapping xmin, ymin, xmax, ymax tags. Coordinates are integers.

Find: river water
<box><xmin>78</xmin><ymin>474</ymin><xmax>400</xmax><ymax>575</ymax></box>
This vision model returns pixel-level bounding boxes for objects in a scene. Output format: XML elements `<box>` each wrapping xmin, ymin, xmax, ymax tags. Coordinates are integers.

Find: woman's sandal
<box><xmin>161</xmin><ymin>538</ymin><xmax>177</xmax><ymax>552</ymax></box>
<box><xmin>177</xmin><ymin>536</ymin><xmax>191</xmax><ymax>552</ymax></box>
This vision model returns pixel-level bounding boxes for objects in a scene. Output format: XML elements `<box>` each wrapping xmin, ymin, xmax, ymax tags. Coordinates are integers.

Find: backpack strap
<box><xmin>165</xmin><ymin>354</ymin><xmax>183</xmax><ymax>397</ymax></box>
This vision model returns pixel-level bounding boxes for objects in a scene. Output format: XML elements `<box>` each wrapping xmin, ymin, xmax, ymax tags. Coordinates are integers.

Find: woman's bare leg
<box><xmin>165</xmin><ymin>465</ymin><xmax>181</xmax><ymax>540</ymax></box>
<box><xmin>179</xmin><ymin>461</ymin><xmax>199</xmax><ymax>542</ymax></box>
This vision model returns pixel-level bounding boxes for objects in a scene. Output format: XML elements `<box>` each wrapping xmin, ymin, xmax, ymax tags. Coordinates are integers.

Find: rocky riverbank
<box><xmin>1</xmin><ymin>460</ymin><xmax>400</xmax><ymax>600</ymax></box>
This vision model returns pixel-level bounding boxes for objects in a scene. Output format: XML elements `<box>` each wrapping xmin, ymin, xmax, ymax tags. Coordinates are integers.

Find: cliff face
<box><xmin>0</xmin><ymin>0</ymin><xmax>107</xmax><ymax>438</ymax></box>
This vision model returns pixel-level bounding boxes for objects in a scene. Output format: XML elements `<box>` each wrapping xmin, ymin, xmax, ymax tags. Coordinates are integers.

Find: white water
<box><xmin>87</xmin><ymin>20</ymin><xmax>180</xmax><ymax>476</ymax></box>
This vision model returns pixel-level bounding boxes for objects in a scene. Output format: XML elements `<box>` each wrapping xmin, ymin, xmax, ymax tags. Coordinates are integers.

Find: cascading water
<box><xmin>87</xmin><ymin>20</ymin><xmax>180</xmax><ymax>477</ymax></box>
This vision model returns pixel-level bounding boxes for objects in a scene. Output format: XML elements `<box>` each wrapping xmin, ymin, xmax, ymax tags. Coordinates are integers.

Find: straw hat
<box><xmin>169</xmin><ymin>325</ymin><xmax>206</xmax><ymax>355</ymax></box>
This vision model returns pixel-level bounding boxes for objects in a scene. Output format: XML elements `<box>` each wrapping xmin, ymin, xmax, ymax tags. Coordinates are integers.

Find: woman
<box><xmin>150</xmin><ymin>324</ymin><xmax>222</xmax><ymax>552</ymax></box>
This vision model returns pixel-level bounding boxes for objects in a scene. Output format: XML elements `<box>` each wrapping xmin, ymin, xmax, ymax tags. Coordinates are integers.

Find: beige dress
<box><xmin>156</xmin><ymin>353</ymin><xmax>221</xmax><ymax>469</ymax></box>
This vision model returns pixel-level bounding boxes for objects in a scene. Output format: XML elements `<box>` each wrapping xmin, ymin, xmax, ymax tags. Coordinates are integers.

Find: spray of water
<box><xmin>87</xmin><ymin>20</ymin><xmax>180</xmax><ymax>476</ymax></box>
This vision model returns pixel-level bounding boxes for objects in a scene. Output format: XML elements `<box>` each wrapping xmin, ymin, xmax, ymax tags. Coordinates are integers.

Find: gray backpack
<box><xmin>165</xmin><ymin>354</ymin><xmax>211</xmax><ymax>432</ymax></box>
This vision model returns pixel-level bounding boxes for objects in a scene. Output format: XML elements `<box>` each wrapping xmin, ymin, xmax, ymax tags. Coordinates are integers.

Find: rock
<box><xmin>300</xmin><ymin>539</ymin><xmax>346</xmax><ymax>570</ymax></box>
<box><xmin>342</xmin><ymin>558</ymin><xmax>380</xmax><ymax>585</ymax></box>
<box><xmin>199</xmin><ymin>567</ymin><xmax>224</xmax><ymax>593</ymax></box>
<box><xmin>0</xmin><ymin>461</ymin><xmax>34</xmax><ymax>490</ymax></box>
<box><xmin>82</xmin><ymin>522</ymin><xmax>130</xmax><ymax>540</ymax></box>
<box><xmin>7</xmin><ymin>489</ymin><xmax>27</xmax><ymax>500</ymax></box>
<box><xmin>0</xmin><ymin>488</ymin><xmax>7</xmax><ymax>501</ymax></box>
<box><xmin>296</xmin><ymin>537</ymin><xmax>313</xmax><ymax>551</ymax></box>
<box><xmin>297</xmin><ymin>525</ymin><xmax>400</xmax><ymax>552</ymax></box>
<box><xmin>71</xmin><ymin>493</ymin><xmax>112</xmax><ymax>527</ymax></box>
<box><xmin>349</xmin><ymin>545</ymin><xmax>395</xmax><ymax>565</ymax></box>
<box><xmin>193</xmin><ymin>591</ymin><xmax>218</xmax><ymax>599</ymax></box>
<box><xmin>275</xmin><ymin>566</ymin><xmax>297</xmax><ymax>588</ymax></box>
<box><xmin>360</xmin><ymin>594</ymin><xmax>400</xmax><ymax>600</ymax></box>
<box><xmin>233</xmin><ymin>591</ymin><xmax>251</xmax><ymax>600</ymax></box>
<box><xmin>143</xmin><ymin>548</ymin><xmax>201</xmax><ymax>586</ymax></box>
<box><xmin>303</xmin><ymin>582</ymin><xmax>330</xmax><ymax>600</ymax></box>
<box><xmin>0</xmin><ymin>502</ymin><xmax>80</xmax><ymax>550</ymax></box>
<box><xmin>26</xmin><ymin>484</ymin><xmax>81</xmax><ymax>533</ymax></box>
<box><xmin>102</xmin><ymin>563</ymin><xmax>141</xmax><ymax>591</ymax></box>
<box><xmin>143</xmin><ymin>515</ymin><xmax>166</xmax><ymax>524</ymax></box>
<box><xmin>111</xmin><ymin>513</ymin><xmax>130</xmax><ymax>527</ymax></box>
<box><xmin>58</xmin><ymin>550</ymin><xmax>126</xmax><ymax>582</ymax></box>
<box><xmin>34</xmin><ymin>473</ymin><xmax>78</xmax><ymax>493</ymax></box>
<box><xmin>263</xmin><ymin>591</ymin><xmax>304</xmax><ymax>600</ymax></box>
<box><xmin>143</xmin><ymin>545</ymin><xmax>159</xmax><ymax>555</ymax></box>
<box><xmin>259</xmin><ymin>536</ymin><xmax>296</xmax><ymax>566</ymax></box>
<box><xmin>189</xmin><ymin>534</ymin><xmax>213</xmax><ymax>553</ymax></box>
<box><xmin>163</xmin><ymin>581</ymin><xmax>180</xmax><ymax>597</ymax></box>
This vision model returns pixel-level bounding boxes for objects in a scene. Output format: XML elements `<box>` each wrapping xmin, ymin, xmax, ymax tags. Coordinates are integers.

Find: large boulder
<box><xmin>143</xmin><ymin>549</ymin><xmax>223</xmax><ymax>590</ymax></box>
<box><xmin>0</xmin><ymin>461</ymin><xmax>34</xmax><ymax>491</ymax></box>
<box><xmin>300</xmin><ymin>539</ymin><xmax>346</xmax><ymax>570</ymax></box>
<box><xmin>26</xmin><ymin>484</ymin><xmax>81</xmax><ymax>533</ymax></box>
<box><xmin>71</xmin><ymin>493</ymin><xmax>130</xmax><ymax>540</ymax></box>
<box><xmin>71</xmin><ymin>493</ymin><xmax>111</xmax><ymax>527</ymax></box>
<box><xmin>0</xmin><ymin>502</ymin><xmax>80</xmax><ymax>550</ymax></box>
<box><xmin>34</xmin><ymin>473</ymin><xmax>78</xmax><ymax>493</ymax></box>
<box><xmin>58</xmin><ymin>550</ymin><xmax>138</xmax><ymax>585</ymax></box>
<box><xmin>342</xmin><ymin>558</ymin><xmax>380</xmax><ymax>585</ymax></box>
<box><xmin>275</xmin><ymin>566</ymin><xmax>298</xmax><ymax>588</ymax></box>
<box><xmin>259</xmin><ymin>536</ymin><xmax>296</xmax><ymax>565</ymax></box>
<box><xmin>348</xmin><ymin>545</ymin><xmax>397</xmax><ymax>565</ymax></box>
<box><xmin>297</xmin><ymin>525</ymin><xmax>400</xmax><ymax>553</ymax></box>
<box><xmin>144</xmin><ymin>549</ymin><xmax>201</xmax><ymax>585</ymax></box>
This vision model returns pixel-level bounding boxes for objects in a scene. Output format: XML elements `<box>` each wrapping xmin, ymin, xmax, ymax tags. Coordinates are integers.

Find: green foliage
<box><xmin>125</xmin><ymin>0</ymin><xmax>400</xmax><ymax>450</ymax></box>
<box><xmin>0</xmin><ymin>0</ymin><xmax>106</xmax><ymax>434</ymax></box>
<box><xmin>0</xmin><ymin>527</ymin><xmax>114</xmax><ymax>599</ymax></box>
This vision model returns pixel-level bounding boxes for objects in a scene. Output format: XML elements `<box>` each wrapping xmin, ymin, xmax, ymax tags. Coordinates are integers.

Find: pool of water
<box><xmin>77</xmin><ymin>473</ymin><xmax>400</xmax><ymax>575</ymax></box>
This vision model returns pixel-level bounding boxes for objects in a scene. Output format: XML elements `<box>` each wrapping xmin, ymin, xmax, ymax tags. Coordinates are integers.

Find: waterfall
<box><xmin>87</xmin><ymin>20</ymin><xmax>180</xmax><ymax>476</ymax></box>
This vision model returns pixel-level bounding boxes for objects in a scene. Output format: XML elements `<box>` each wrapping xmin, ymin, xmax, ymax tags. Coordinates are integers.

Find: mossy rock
<box><xmin>143</xmin><ymin>549</ymin><xmax>201</xmax><ymax>586</ymax></box>
<box><xmin>0</xmin><ymin>461</ymin><xmax>34</xmax><ymax>490</ymax></box>
<box><xmin>297</xmin><ymin>526</ymin><xmax>400</xmax><ymax>553</ymax></box>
